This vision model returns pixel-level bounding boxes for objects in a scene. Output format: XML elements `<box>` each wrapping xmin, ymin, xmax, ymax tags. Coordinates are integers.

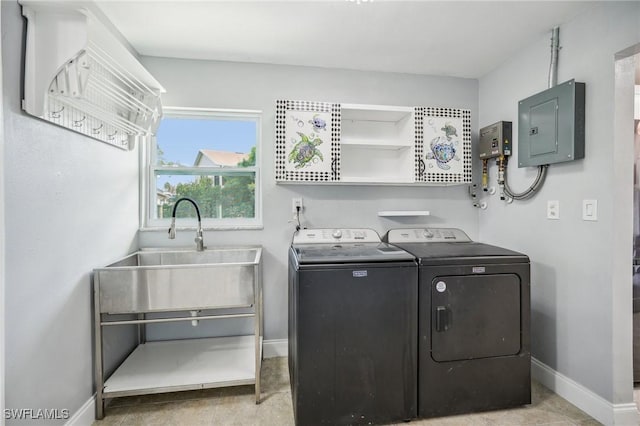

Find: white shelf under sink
<box><xmin>104</xmin><ymin>336</ymin><xmax>257</xmax><ymax>395</ymax></box>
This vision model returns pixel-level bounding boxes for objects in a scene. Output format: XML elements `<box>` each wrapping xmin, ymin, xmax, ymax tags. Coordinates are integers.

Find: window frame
<box><xmin>143</xmin><ymin>107</ymin><xmax>263</xmax><ymax>230</ymax></box>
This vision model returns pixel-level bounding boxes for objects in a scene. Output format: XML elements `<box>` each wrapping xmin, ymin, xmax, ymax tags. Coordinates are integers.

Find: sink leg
<box><xmin>254</xmin><ymin>268</ymin><xmax>262</xmax><ymax>405</ymax></box>
<box><xmin>138</xmin><ymin>313</ymin><xmax>146</xmax><ymax>344</ymax></box>
<box><xmin>255</xmin><ymin>348</ymin><xmax>261</xmax><ymax>405</ymax></box>
<box><xmin>96</xmin><ymin>396</ymin><xmax>104</xmax><ymax>420</ymax></box>
<box><xmin>94</xmin><ymin>276</ymin><xmax>105</xmax><ymax>419</ymax></box>
<box><xmin>254</xmin><ymin>327</ymin><xmax>261</xmax><ymax>404</ymax></box>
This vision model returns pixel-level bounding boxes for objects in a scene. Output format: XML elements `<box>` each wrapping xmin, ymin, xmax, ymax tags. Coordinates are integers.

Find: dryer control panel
<box><xmin>293</xmin><ymin>228</ymin><xmax>381</xmax><ymax>244</ymax></box>
<box><xmin>387</xmin><ymin>228</ymin><xmax>471</xmax><ymax>243</ymax></box>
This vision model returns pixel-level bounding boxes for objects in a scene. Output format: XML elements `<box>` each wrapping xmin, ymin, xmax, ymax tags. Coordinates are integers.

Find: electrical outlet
<box><xmin>292</xmin><ymin>198</ymin><xmax>303</xmax><ymax>213</ymax></box>
<box><xmin>547</xmin><ymin>200</ymin><xmax>560</xmax><ymax>220</ymax></box>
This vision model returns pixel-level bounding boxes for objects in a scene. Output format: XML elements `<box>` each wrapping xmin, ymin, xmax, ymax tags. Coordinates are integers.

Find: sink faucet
<box><xmin>168</xmin><ymin>197</ymin><xmax>205</xmax><ymax>251</ymax></box>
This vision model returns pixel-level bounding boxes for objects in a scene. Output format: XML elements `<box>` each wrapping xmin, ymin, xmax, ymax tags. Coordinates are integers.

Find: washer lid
<box><xmin>392</xmin><ymin>242</ymin><xmax>529</xmax><ymax>265</ymax></box>
<box><xmin>292</xmin><ymin>242</ymin><xmax>415</xmax><ymax>264</ymax></box>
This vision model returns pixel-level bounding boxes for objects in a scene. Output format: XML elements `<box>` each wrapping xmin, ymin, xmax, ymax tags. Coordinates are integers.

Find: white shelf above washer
<box><xmin>378</xmin><ymin>210</ymin><xmax>431</xmax><ymax>217</ymax></box>
<box><xmin>378</xmin><ymin>210</ymin><xmax>430</xmax><ymax>217</ymax></box>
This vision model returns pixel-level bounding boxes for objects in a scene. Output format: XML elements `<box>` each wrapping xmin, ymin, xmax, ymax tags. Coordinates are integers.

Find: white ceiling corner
<box><xmin>95</xmin><ymin>0</ymin><xmax>597</xmax><ymax>79</ymax></box>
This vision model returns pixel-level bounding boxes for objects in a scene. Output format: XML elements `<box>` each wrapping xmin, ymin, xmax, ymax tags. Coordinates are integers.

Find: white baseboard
<box><xmin>65</xmin><ymin>394</ymin><xmax>95</xmax><ymax>426</ymax></box>
<box><xmin>73</xmin><ymin>352</ymin><xmax>636</xmax><ymax>425</ymax></box>
<box><xmin>263</xmin><ymin>338</ymin><xmax>288</xmax><ymax>358</ymax></box>
<box><xmin>532</xmin><ymin>357</ymin><xmax>639</xmax><ymax>426</ymax></box>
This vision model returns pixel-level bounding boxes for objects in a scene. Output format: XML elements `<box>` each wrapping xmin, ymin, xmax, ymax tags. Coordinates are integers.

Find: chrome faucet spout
<box><xmin>195</xmin><ymin>229</ymin><xmax>204</xmax><ymax>252</ymax></box>
<box><xmin>168</xmin><ymin>197</ymin><xmax>206</xmax><ymax>251</ymax></box>
<box><xmin>168</xmin><ymin>217</ymin><xmax>177</xmax><ymax>239</ymax></box>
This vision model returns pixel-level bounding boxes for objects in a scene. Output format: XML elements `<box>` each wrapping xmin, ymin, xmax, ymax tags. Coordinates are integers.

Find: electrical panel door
<box><xmin>518</xmin><ymin>79</ymin><xmax>585</xmax><ymax>167</ymax></box>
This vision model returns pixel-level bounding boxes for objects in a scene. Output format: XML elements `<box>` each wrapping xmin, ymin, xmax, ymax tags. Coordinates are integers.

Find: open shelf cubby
<box><xmin>340</xmin><ymin>104</ymin><xmax>415</xmax><ymax>183</ymax></box>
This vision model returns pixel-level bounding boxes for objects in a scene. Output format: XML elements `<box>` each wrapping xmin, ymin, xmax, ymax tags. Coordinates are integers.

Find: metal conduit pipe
<box><xmin>504</xmin><ymin>163</ymin><xmax>549</xmax><ymax>200</ymax></box>
<box><xmin>503</xmin><ymin>27</ymin><xmax>558</xmax><ymax>201</ymax></box>
<box><xmin>548</xmin><ymin>27</ymin><xmax>560</xmax><ymax>88</ymax></box>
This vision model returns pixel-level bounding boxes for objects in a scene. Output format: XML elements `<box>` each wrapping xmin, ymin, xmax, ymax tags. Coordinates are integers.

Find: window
<box><xmin>146</xmin><ymin>108</ymin><xmax>261</xmax><ymax>229</ymax></box>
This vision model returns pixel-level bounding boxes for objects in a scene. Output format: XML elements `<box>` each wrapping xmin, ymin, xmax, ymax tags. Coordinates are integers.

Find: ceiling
<box><xmin>95</xmin><ymin>1</ymin><xmax>598</xmax><ymax>79</ymax></box>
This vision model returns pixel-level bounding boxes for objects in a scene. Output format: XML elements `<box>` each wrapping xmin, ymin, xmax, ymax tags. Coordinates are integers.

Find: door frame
<box><xmin>613</xmin><ymin>45</ymin><xmax>640</xmax><ymax>415</ymax></box>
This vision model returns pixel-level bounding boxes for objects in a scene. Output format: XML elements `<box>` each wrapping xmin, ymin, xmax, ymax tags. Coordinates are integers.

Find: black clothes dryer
<box><xmin>386</xmin><ymin>228</ymin><xmax>531</xmax><ymax>419</ymax></box>
<box><xmin>289</xmin><ymin>228</ymin><xmax>418</xmax><ymax>425</ymax></box>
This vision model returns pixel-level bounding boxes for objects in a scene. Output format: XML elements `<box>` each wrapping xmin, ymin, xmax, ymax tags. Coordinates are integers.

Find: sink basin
<box><xmin>94</xmin><ymin>247</ymin><xmax>262</xmax><ymax>314</ymax></box>
<box><xmin>135</xmin><ymin>248</ymin><xmax>260</xmax><ymax>266</ymax></box>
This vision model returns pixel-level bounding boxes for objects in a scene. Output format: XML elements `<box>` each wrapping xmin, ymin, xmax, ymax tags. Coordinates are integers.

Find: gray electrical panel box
<box><xmin>518</xmin><ymin>79</ymin><xmax>585</xmax><ymax>167</ymax></box>
<box><xmin>479</xmin><ymin>121</ymin><xmax>512</xmax><ymax>159</ymax></box>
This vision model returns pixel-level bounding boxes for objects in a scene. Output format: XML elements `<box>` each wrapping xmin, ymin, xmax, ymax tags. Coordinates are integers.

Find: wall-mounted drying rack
<box><xmin>20</xmin><ymin>1</ymin><xmax>165</xmax><ymax>150</ymax></box>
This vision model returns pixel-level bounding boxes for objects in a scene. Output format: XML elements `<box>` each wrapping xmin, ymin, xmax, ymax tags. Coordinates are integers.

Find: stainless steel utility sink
<box><xmin>94</xmin><ymin>247</ymin><xmax>262</xmax><ymax>314</ymax></box>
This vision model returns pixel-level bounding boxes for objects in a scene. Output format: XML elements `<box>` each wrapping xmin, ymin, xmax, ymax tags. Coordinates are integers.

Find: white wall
<box><xmin>2</xmin><ymin>1</ymin><xmax>140</xmax><ymax>423</ymax></box>
<box><xmin>138</xmin><ymin>57</ymin><xmax>479</xmax><ymax>341</ymax></box>
<box><xmin>478</xmin><ymin>0</ymin><xmax>640</xmax><ymax>412</ymax></box>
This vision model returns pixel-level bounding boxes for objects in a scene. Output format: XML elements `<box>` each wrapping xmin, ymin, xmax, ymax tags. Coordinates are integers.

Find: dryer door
<box><xmin>431</xmin><ymin>274</ymin><xmax>521</xmax><ymax>362</ymax></box>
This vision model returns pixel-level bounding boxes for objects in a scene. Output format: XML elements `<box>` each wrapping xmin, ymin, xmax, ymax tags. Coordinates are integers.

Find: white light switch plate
<box><xmin>547</xmin><ymin>200</ymin><xmax>560</xmax><ymax>220</ymax></box>
<box><xmin>583</xmin><ymin>199</ymin><xmax>598</xmax><ymax>221</ymax></box>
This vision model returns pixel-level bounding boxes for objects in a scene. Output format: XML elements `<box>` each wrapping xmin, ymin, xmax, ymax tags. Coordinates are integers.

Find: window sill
<box><xmin>139</xmin><ymin>225</ymin><xmax>264</xmax><ymax>232</ymax></box>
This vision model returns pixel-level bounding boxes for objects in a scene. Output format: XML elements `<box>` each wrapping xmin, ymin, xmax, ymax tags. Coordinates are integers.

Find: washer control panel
<box><xmin>293</xmin><ymin>228</ymin><xmax>382</xmax><ymax>244</ymax></box>
<box><xmin>386</xmin><ymin>228</ymin><xmax>471</xmax><ymax>243</ymax></box>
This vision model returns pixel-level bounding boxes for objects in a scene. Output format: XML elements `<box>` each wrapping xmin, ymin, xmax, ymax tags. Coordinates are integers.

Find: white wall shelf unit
<box><xmin>275</xmin><ymin>100</ymin><xmax>471</xmax><ymax>185</ymax></box>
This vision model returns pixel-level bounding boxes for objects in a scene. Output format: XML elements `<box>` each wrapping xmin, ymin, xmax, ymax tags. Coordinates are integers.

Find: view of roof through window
<box><xmin>156</xmin><ymin>118</ymin><xmax>256</xmax><ymax>167</ymax></box>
